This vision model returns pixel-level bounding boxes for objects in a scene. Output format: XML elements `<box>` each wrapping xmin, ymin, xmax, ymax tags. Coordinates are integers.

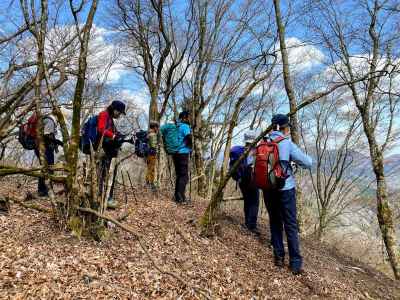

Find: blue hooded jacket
<box><xmin>176</xmin><ymin>121</ymin><xmax>192</xmax><ymax>154</ymax></box>
<box><xmin>268</xmin><ymin>131</ymin><xmax>312</xmax><ymax>190</ymax></box>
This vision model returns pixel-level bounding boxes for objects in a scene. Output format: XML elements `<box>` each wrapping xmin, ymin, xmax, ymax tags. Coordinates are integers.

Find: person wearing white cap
<box><xmin>229</xmin><ymin>129</ymin><xmax>260</xmax><ymax>235</ymax></box>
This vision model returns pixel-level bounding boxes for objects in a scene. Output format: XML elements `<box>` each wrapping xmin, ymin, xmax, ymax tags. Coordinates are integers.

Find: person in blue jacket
<box><xmin>263</xmin><ymin>114</ymin><xmax>312</xmax><ymax>275</ymax></box>
<box><xmin>173</xmin><ymin>111</ymin><xmax>192</xmax><ymax>204</ymax></box>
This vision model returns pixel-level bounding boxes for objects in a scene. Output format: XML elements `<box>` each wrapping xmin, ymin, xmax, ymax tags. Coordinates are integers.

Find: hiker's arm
<box><xmin>183</xmin><ymin>134</ymin><xmax>192</xmax><ymax>149</ymax></box>
<box><xmin>181</xmin><ymin>124</ymin><xmax>192</xmax><ymax>148</ymax></box>
<box><xmin>289</xmin><ymin>142</ymin><xmax>312</xmax><ymax>170</ymax></box>
<box><xmin>98</xmin><ymin>112</ymin><xmax>114</xmax><ymax>138</ymax></box>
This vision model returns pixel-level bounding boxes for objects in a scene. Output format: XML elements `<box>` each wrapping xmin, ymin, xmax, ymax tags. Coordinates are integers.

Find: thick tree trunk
<box><xmin>370</xmin><ymin>146</ymin><xmax>400</xmax><ymax>279</ymax></box>
<box><xmin>149</xmin><ymin>88</ymin><xmax>159</xmax><ymax>122</ymax></box>
<box><xmin>65</xmin><ymin>0</ymin><xmax>98</xmax><ymax>232</ymax></box>
<box><xmin>317</xmin><ymin>206</ymin><xmax>328</xmax><ymax>241</ymax></box>
<box><xmin>273</xmin><ymin>0</ymin><xmax>304</xmax><ymax>233</ymax></box>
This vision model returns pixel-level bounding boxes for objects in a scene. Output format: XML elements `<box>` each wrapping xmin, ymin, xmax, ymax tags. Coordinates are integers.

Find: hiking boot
<box><xmin>274</xmin><ymin>256</ymin><xmax>285</xmax><ymax>268</ymax></box>
<box><xmin>147</xmin><ymin>183</ymin><xmax>157</xmax><ymax>192</ymax></box>
<box><xmin>107</xmin><ymin>198</ymin><xmax>118</xmax><ymax>209</ymax></box>
<box><xmin>241</xmin><ymin>224</ymin><xmax>260</xmax><ymax>237</ymax></box>
<box><xmin>38</xmin><ymin>191</ymin><xmax>49</xmax><ymax>198</ymax></box>
<box><xmin>291</xmin><ymin>268</ymin><xmax>304</xmax><ymax>275</ymax></box>
<box><xmin>248</xmin><ymin>227</ymin><xmax>261</xmax><ymax>237</ymax></box>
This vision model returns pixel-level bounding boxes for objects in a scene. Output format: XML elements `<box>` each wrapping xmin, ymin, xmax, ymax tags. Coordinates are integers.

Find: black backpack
<box><xmin>135</xmin><ymin>130</ymin><xmax>149</xmax><ymax>158</ymax></box>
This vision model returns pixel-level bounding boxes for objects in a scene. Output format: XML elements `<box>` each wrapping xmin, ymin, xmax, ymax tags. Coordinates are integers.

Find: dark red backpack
<box><xmin>254</xmin><ymin>136</ymin><xmax>288</xmax><ymax>190</ymax></box>
<box><xmin>18</xmin><ymin>114</ymin><xmax>39</xmax><ymax>150</ymax></box>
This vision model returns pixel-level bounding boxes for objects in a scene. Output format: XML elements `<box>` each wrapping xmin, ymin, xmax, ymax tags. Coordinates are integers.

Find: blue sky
<box><xmin>0</xmin><ymin>0</ymin><xmax>398</xmax><ymax>155</ymax></box>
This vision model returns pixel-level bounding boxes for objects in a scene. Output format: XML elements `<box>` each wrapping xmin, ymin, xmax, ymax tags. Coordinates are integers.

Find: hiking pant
<box><xmin>34</xmin><ymin>146</ymin><xmax>55</xmax><ymax>196</ymax></box>
<box><xmin>239</xmin><ymin>182</ymin><xmax>259</xmax><ymax>230</ymax></box>
<box><xmin>263</xmin><ymin>188</ymin><xmax>302</xmax><ymax>270</ymax></box>
<box><xmin>172</xmin><ymin>153</ymin><xmax>189</xmax><ymax>202</ymax></box>
<box><xmin>145</xmin><ymin>154</ymin><xmax>157</xmax><ymax>184</ymax></box>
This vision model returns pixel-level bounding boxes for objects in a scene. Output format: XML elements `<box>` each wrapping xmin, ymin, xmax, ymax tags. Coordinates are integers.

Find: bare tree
<box><xmin>299</xmin><ymin>92</ymin><xmax>371</xmax><ymax>239</ymax></box>
<box><xmin>113</xmin><ymin>0</ymin><xmax>194</xmax><ymax>122</ymax></box>
<box><xmin>305</xmin><ymin>0</ymin><xmax>400</xmax><ymax>279</ymax></box>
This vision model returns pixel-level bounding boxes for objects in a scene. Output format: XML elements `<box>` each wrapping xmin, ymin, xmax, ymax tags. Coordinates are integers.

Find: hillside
<box><xmin>0</xmin><ymin>180</ymin><xmax>399</xmax><ymax>299</ymax></box>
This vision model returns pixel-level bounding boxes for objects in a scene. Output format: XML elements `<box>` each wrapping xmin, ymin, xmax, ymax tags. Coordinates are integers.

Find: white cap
<box><xmin>243</xmin><ymin>130</ymin><xmax>257</xmax><ymax>144</ymax></box>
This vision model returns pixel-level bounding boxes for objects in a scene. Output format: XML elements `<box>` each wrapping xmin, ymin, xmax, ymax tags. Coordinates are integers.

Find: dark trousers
<box><xmin>239</xmin><ymin>182</ymin><xmax>259</xmax><ymax>229</ymax></box>
<box><xmin>98</xmin><ymin>140</ymin><xmax>120</xmax><ymax>199</ymax></box>
<box><xmin>263</xmin><ymin>188</ymin><xmax>302</xmax><ymax>270</ymax></box>
<box><xmin>34</xmin><ymin>146</ymin><xmax>55</xmax><ymax>195</ymax></box>
<box><xmin>172</xmin><ymin>153</ymin><xmax>189</xmax><ymax>202</ymax></box>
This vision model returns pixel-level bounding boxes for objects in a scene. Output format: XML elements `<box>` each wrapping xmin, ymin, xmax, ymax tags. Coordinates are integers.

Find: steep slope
<box><xmin>0</xmin><ymin>182</ymin><xmax>399</xmax><ymax>299</ymax></box>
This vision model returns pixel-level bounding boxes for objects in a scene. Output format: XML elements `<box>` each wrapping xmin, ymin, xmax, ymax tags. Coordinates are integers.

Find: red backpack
<box><xmin>18</xmin><ymin>114</ymin><xmax>39</xmax><ymax>150</ymax></box>
<box><xmin>254</xmin><ymin>136</ymin><xmax>288</xmax><ymax>190</ymax></box>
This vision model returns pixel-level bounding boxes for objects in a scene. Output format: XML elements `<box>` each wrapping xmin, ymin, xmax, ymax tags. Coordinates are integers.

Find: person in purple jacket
<box><xmin>263</xmin><ymin>114</ymin><xmax>312</xmax><ymax>275</ymax></box>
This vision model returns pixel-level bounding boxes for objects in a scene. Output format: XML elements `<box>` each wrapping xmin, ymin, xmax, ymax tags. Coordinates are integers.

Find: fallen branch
<box><xmin>10</xmin><ymin>197</ymin><xmax>51</xmax><ymax>213</ymax></box>
<box><xmin>77</xmin><ymin>207</ymin><xmax>211</xmax><ymax>299</ymax></box>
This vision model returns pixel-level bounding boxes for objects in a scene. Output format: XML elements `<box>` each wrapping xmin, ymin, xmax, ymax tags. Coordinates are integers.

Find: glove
<box><xmin>114</xmin><ymin>135</ymin><xmax>125</xmax><ymax>145</ymax></box>
<box><xmin>124</xmin><ymin>137</ymin><xmax>135</xmax><ymax>144</ymax></box>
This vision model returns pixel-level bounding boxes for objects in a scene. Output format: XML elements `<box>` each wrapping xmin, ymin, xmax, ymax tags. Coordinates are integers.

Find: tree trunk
<box><xmin>149</xmin><ymin>88</ymin><xmax>159</xmax><ymax>122</ymax></box>
<box><xmin>273</xmin><ymin>0</ymin><xmax>304</xmax><ymax>233</ymax></box>
<box><xmin>368</xmin><ymin>141</ymin><xmax>400</xmax><ymax>279</ymax></box>
<box><xmin>317</xmin><ymin>206</ymin><xmax>327</xmax><ymax>241</ymax></box>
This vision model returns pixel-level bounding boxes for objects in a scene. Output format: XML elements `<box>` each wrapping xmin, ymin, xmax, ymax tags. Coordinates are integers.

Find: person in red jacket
<box><xmin>98</xmin><ymin>100</ymin><xmax>126</xmax><ymax>209</ymax></box>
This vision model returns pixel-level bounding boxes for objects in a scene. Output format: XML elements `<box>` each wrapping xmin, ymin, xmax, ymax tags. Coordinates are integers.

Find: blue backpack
<box><xmin>160</xmin><ymin>123</ymin><xmax>181</xmax><ymax>154</ymax></box>
<box><xmin>229</xmin><ymin>146</ymin><xmax>248</xmax><ymax>182</ymax></box>
<box><xmin>135</xmin><ymin>130</ymin><xmax>149</xmax><ymax>158</ymax></box>
<box><xmin>80</xmin><ymin>115</ymin><xmax>100</xmax><ymax>154</ymax></box>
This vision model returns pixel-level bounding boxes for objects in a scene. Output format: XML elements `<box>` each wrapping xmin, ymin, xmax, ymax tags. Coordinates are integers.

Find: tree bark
<box><xmin>363</xmin><ymin>121</ymin><xmax>400</xmax><ymax>279</ymax></box>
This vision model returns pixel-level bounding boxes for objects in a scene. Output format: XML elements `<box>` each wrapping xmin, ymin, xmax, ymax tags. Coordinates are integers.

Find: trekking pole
<box><xmin>121</xmin><ymin>170</ymin><xmax>128</xmax><ymax>212</ymax></box>
<box><xmin>126</xmin><ymin>171</ymin><xmax>138</xmax><ymax>203</ymax></box>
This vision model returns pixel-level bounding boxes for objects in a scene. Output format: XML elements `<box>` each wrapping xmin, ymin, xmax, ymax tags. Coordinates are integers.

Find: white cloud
<box><xmin>120</xmin><ymin>88</ymin><xmax>149</xmax><ymax>113</ymax></box>
<box><xmin>277</xmin><ymin>37</ymin><xmax>325</xmax><ymax>73</ymax></box>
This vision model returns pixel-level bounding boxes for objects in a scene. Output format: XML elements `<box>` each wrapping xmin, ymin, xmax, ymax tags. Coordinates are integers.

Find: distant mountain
<box><xmin>309</xmin><ymin>149</ymin><xmax>399</xmax><ymax>192</ymax></box>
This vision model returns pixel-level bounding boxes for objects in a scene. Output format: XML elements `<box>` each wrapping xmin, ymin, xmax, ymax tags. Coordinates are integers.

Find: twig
<box><xmin>121</xmin><ymin>170</ymin><xmax>128</xmax><ymax>211</ymax></box>
<box><xmin>77</xmin><ymin>207</ymin><xmax>211</xmax><ymax>299</ymax></box>
<box><xmin>190</xmin><ymin>173</ymin><xmax>205</xmax><ymax>182</ymax></box>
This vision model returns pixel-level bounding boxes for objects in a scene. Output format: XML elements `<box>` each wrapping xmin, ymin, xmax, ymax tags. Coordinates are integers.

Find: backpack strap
<box><xmin>272</xmin><ymin>136</ymin><xmax>287</xmax><ymax>143</ymax></box>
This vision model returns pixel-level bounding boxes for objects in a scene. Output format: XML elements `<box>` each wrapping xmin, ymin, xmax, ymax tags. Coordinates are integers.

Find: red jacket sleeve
<box><xmin>97</xmin><ymin>111</ymin><xmax>114</xmax><ymax>138</ymax></box>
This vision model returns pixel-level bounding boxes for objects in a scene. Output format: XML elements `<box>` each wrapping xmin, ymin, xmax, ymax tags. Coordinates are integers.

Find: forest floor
<box><xmin>1</xmin><ymin>178</ymin><xmax>399</xmax><ymax>299</ymax></box>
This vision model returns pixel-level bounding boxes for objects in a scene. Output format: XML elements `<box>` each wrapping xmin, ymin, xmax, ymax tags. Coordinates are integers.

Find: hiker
<box><xmin>97</xmin><ymin>100</ymin><xmax>126</xmax><ymax>209</ymax></box>
<box><xmin>145</xmin><ymin>121</ymin><xmax>160</xmax><ymax>191</ymax></box>
<box><xmin>161</xmin><ymin>111</ymin><xmax>192</xmax><ymax>204</ymax></box>
<box><xmin>34</xmin><ymin>114</ymin><xmax>63</xmax><ymax>197</ymax></box>
<box><xmin>172</xmin><ymin>111</ymin><xmax>192</xmax><ymax>204</ymax></box>
<box><xmin>18</xmin><ymin>112</ymin><xmax>62</xmax><ymax>197</ymax></box>
<box><xmin>262</xmin><ymin>114</ymin><xmax>312</xmax><ymax>275</ymax></box>
<box><xmin>229</xmin><ymin>130</ymin><xmax>260</xmax><ymax>235</ymax></box>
